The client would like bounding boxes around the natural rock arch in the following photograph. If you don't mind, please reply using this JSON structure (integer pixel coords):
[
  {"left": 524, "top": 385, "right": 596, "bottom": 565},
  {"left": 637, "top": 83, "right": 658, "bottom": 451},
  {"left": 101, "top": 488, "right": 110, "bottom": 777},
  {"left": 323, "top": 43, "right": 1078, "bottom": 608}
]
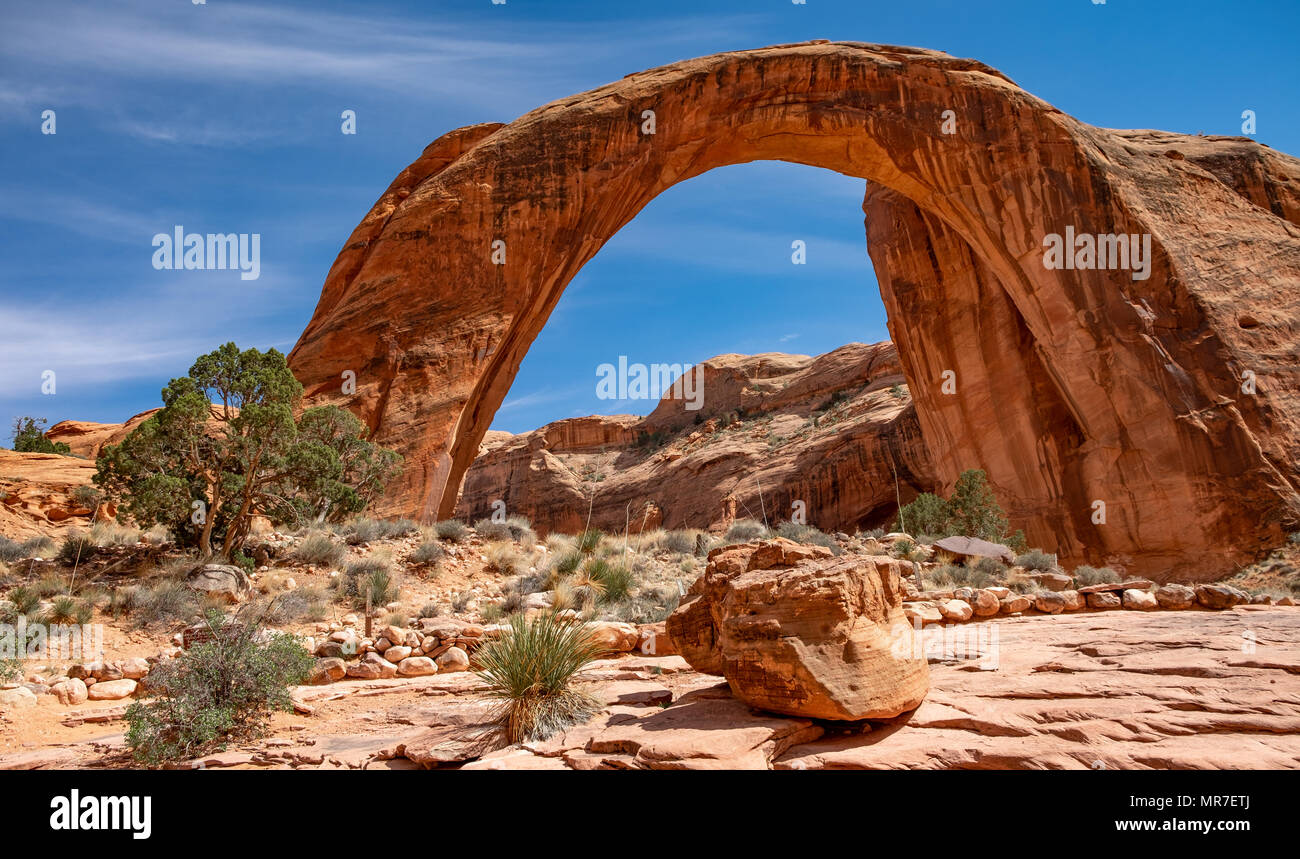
[{"left": 289, "top": 42, "right": 1300, "bottom": 580}]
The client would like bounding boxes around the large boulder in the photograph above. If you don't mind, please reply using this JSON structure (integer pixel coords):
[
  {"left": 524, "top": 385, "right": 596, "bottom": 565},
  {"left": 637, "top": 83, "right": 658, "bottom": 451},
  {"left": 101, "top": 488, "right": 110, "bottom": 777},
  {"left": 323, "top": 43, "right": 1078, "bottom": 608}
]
[
  {"left": 666, "top": 539, "right": 929, "bottom": 721},
  {"left": 186, "top": 564, "right": 252, "bottom": 604},
  {"left": 1155, "top": 584, "right": 1197, "bottom": 610},
  {"left": 931, "top": 536, "right": 1015, "bottom": 565}
]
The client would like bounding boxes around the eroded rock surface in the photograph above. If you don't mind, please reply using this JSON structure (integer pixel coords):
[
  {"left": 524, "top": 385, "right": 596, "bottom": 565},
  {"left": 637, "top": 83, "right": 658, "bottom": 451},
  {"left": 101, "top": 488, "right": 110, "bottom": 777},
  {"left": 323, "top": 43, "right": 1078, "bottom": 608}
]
[{"left": 666, "top": 538, "right": 930, "bottom": 720}]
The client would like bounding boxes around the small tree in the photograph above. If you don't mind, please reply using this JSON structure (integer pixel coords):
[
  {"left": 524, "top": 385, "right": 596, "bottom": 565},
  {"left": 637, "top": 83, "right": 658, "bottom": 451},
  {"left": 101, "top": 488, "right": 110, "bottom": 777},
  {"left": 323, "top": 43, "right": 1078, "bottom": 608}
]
[
  {"left": 10, "top": 417, "right": 70, "bottom": 455},
  {"left": 894, "top": 469, "right": 1022, "bottom": 546},
  {"left": 94, "top": 343, "right": 401, "bottom": 559},
  {"left": 124, "top": 608, "right": 314, "bottom": 766}
]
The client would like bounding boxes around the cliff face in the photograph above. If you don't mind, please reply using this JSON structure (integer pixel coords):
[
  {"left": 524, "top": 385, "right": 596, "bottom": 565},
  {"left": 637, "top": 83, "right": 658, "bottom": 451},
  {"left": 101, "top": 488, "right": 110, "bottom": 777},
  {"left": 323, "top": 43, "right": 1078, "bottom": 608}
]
[
  {"left": 454, "top": 343, "right": 936, "bottom": 537},
  {"left": 285, "top": 41, "right": 1300, "bottom": 579}
]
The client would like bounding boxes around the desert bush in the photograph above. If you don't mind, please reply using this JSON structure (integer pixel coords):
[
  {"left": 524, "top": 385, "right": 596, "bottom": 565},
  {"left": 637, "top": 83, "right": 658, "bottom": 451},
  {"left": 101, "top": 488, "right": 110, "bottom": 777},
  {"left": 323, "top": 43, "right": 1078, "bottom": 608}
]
[
  {"left": 343, "top": 517, "right": 417, "bottom": 545},
  {"left": 33, "top": 571, "right": 67, "bottom": 598},
  {"left": 971, "top": 557, "right": 1007, "bottom": 580},
  {"left": 125, "top": 609, "right": 313, "bottom": 765},
  {"left": 775, "top": 521, "right": 843, "bottom": 556},
  {"left": 106, "top": 586, "right": 140, "bottom": 619},
  {"left": 339, "top": 557, "right": 399, "bottom": 607},
  {"left": 56, "top": 533, "right": 95, "bottom": 566},
  {"left": 1015, "top": 549, "right": 1057, "bottom": 572},
  {"left": 0, "top": 535, "right": 52, "bottom": 562},
  {"left": 474, "top": 518, "right": 511, "bottom": 541},
  {"left": 485, "top": 541, "right": 527, "bottom": 577},
  {"left": 724, "top": 519, "right": 768, "bottom": 543},
  {"left": 71, "top": 485, "right": 103, "bottom": 510},
  {"left": 134, "top": 580, "right": 202, "bottom": 627},
  {"left": 604, "top": 586, "right": 679, "bottom": 625},
  {"left": 434, "top": 520, "right": 470, "bottom": 542},
  {"left": 292, "top": 532, "right": 346, "bottom": 567},
  {"left": 1072, "top": 565, "right": 1118, "bottom": 587},
  {"left": 0, "top": 657, "right": 21, "bottom": 684},
  {"left": 409, "top": 539, "right": 445, "bottom": 566},
  {"left": 655, "top": 530, "right": 694, "bottom": 555},
  {"left": 418, "top": 601, "right": 441, "bottom": 619},
  {"left": 471, "top": 612, "right": 602, "bottom": 744},
  {"left": 451, "top": 591, "right": 473, "bottom": 613},
  {"left": 264, "top": 586, "right": 330, "bottom": 624}
]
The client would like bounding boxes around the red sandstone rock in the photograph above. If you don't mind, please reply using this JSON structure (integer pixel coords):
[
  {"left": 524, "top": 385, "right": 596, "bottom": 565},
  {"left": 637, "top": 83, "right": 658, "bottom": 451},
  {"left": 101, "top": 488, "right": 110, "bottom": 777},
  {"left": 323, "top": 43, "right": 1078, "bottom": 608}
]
[
  {"left": 666, "top": 539, "right": 929, "bottom": 720},
  {"left": 284, "top": 42, "right": 1300, "bottom": 581}
]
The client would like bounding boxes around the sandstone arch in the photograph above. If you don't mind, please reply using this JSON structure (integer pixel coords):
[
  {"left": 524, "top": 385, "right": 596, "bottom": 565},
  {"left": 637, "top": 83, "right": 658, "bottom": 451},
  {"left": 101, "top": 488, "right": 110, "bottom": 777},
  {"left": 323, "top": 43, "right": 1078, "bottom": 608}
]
[{"left": 289, "top": 42, "right": 1300, "bottom": 580}]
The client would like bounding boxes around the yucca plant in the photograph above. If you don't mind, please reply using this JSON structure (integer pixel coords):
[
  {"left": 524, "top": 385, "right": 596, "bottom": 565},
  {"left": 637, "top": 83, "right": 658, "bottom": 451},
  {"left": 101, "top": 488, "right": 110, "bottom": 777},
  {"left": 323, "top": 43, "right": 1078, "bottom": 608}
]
[
  {"left": 8, "top": 586, "right": 40, "bottom": 615},
  {"left": 576, "top": 529, "right": 604, "bottom": 556},
  {"left": 43, "top": 595, "right": 81, "bottom": 625},
  {"left": 472, "top": 612, "right": 603, "bottom": 744}
]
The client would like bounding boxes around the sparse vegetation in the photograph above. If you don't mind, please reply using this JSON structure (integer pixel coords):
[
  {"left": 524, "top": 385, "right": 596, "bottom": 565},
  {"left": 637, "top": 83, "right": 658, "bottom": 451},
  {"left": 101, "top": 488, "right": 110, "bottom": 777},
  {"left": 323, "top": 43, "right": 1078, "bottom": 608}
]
[
  {"left": 1072, "top": 565, "right": 1119, "bottom": 587},
  {"left": 1015, "top": 549, "right": 1058, "bottom": 572},
  {"left": 10, "top": 417, "right": 71, "bottom": 455},
  {"left": 125, "top": 609, "right": 313, "bottom": 765},
  {"left": 775, "top": 521, "right": 842, "bottom": 555},
  {"left": 339, "top": 557, "right": 399, "bottom": 608},
  {"left": 292, "top": 532, "right": 346, "bottom": 567},
  {"left": 56, "top": 532, "right": 94, "bottom": 566},
  {"left": 724, "top": 519, "right": 768, "bottom": 543},
  {"left": 409, "top": 539, "right": 445, "bottom": 566},
  {"left": 94, "top": 343, "right": 401, "bottom": 560},
  {"left": 894, "top": 469, "right": 1025, "bottom": 549},
  {"left": 434, "top": 520, "right": 470, "bottom": 543}
]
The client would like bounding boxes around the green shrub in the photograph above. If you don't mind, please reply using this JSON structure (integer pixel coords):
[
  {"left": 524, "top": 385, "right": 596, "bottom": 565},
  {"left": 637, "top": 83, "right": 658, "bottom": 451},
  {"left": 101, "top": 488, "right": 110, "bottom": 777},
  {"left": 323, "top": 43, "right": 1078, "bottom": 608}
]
[
  {"left": 586, "top": 559, "right": 633, "bottom": 603},
  {"left": 292, "top": 532, "right": 345, "bottom": 567},
  {"left": 8, "top": 585, "right": 40, "bottom": 615},
  {"left": 125, "top": 610, "right": 313, "bottom": 765},
  {"left": 340, "top": 558, "right": 398, "bottom": 607},
  {"left": 576, "top": 529, "right": 604, "bottom": 556},
  {"left": 724, "top": 519, "right": 768, "bottom": 543},
  {"left": 1072, "top": 565, "right": 1118, "bottom": 587},
  {"left": 56, "top": 532, "right": 94, "bottom": 566},
  {"left": 471, "top": 612, "right": 603, "bottom": 744},
  {"left": 10, "top": 417, "right": 71, "bottom": 455},
  {"left": 893, "top": 470, "right": 1020, "bottom": 547},
  {"left": 434, "top": 520, "right": 469, "bottom": 543},
  {"left": 0, "top": 657, "right": 21, "bottom": 684},
  {"left": 1015, "top": 549, "right": 1057, "bottom": 572},
  {"left": 42, "top": 596, "right": 82, "bottom": 625}
]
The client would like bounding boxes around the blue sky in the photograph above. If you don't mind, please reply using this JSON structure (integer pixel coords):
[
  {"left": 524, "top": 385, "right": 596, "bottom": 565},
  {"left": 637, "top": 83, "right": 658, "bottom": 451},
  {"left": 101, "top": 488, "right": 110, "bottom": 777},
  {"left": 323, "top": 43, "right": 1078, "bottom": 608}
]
[{"left": 2, "top": 0, "right": 1297, "bottom": 438}]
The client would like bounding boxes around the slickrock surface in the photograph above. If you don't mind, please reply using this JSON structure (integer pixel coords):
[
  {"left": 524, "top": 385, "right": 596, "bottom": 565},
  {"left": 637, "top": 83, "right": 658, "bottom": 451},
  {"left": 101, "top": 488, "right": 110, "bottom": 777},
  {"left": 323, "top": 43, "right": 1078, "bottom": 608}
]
[
  {"left": 287, "top": 41, "right": 1300, "bottom": 579},
  {"left": 455, "top": 342, "right": 934, "bottom": 535},
  {"left": 0, "top": 450, "right": 100, "bottom": 539}
]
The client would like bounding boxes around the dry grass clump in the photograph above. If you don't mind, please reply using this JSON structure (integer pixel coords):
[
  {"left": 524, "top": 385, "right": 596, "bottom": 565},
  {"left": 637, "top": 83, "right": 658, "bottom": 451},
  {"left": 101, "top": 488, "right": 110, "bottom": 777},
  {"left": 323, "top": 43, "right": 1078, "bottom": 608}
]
[
  {"left": 434, "top": 520, "right": 470, "bottom": 543},
  {"left": 1072, "top": 565, "right": 1118, "bottom": 587},
  {"left": 484, "top": 541, "right": 528, "bottom": 577},
  {"left": 292, "top": 532, "right": 346, "bottom": 567}
]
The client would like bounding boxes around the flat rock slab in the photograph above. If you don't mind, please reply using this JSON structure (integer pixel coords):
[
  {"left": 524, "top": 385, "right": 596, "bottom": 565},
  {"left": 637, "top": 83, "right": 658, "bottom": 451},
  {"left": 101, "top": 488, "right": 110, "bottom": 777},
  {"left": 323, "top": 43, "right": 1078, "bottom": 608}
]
[{"left": 774, "top": 608, "right": 1300, "bottom": 769}]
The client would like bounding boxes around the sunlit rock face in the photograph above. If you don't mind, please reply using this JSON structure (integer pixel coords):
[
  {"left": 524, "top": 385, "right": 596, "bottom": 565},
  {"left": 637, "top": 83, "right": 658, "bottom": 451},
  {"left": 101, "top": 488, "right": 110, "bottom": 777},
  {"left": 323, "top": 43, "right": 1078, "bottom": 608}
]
[{"left": 288, "top": 41, "right": 1300, "bottom": 580}]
